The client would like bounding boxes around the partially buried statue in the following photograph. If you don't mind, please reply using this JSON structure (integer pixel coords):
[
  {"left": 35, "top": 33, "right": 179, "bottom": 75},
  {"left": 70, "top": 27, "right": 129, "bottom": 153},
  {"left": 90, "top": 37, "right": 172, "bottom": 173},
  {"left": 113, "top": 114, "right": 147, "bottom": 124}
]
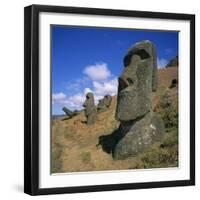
[
  {"left": 62, "top": 107, "right": 79, "bottom": 118},
  {"left": 113, "top": 40, "right": 164, "bottom": 159},
  {"left": 97, "top": 95, "right": 112, "bottom": 113},
  {"left": 83, "top": 92, "right": 97, "bottom": 125}
]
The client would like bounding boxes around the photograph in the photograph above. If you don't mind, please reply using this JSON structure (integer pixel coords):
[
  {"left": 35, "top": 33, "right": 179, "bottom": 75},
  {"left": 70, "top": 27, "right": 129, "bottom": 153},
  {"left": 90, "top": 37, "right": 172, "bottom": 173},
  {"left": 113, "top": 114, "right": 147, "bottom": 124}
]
[
  {"left": 24, "top": 5, "right": 195, "bottom": 195},
  {"left": 51, "top": 26, "right": 179, "bottom": 174}
]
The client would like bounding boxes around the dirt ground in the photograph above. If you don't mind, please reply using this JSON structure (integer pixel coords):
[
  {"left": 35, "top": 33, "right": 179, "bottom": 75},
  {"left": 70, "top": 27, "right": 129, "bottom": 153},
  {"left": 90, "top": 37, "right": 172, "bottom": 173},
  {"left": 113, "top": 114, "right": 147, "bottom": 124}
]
[{"left": 51, "top": 67, "right": 178, "bottom": 173}]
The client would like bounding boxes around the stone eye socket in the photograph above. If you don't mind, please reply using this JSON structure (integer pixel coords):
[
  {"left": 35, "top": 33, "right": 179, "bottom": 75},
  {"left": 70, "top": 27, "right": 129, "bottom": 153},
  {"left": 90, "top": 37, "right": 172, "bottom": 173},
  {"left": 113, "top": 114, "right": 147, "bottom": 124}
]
[{"left": 127, "top": 78, "right": 134, "bottom": 85}]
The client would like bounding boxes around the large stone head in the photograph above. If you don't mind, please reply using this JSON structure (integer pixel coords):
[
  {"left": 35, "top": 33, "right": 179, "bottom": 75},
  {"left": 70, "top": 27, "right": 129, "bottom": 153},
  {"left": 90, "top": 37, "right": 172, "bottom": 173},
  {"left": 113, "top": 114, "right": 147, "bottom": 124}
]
[
  {"left": 116, "top": 40, "right": 158, "bottom": 121},
  {"left": 83, "top": 92, "right": 95, "bottom": 115},
  {"left": 97, "top": 95, "right": 112, "bottom": 112},
  {"left": 104, "top": 95, "right": 112, "bottom": 107}
]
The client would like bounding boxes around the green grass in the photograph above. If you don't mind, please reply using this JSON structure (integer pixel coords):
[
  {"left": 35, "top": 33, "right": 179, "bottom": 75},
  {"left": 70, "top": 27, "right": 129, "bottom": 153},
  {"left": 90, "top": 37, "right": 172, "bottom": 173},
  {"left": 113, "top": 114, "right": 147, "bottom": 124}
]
[
  {"left": 156, "top": 90, "right": 178, "bottom": 132},
  {"left": 140, "top": 89, "right": 179, "bottom": 168}
]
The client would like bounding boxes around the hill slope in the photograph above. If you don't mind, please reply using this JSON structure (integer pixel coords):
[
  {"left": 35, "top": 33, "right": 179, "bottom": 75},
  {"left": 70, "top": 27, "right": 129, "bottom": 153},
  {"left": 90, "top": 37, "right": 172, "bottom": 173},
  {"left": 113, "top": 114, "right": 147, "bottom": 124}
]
[{"left": 52, "top": 67, "right": 178, "bottom": 173}]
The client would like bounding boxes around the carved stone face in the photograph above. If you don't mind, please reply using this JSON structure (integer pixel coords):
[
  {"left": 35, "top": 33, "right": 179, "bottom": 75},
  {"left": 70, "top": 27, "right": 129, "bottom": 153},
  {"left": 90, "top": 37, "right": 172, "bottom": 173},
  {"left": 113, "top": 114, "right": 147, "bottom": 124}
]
[
  {"left": 83, "top": 92, "right": 96, "bottom": 116},
  {"left": 83, "top": 92, "right": 94, "bottom": 108},
  {"left": 97, "top": 95, "right": 112, "bottom": 113},
  {"left": 116, "top": 41, "right": 157, "bottom": 121},
  {"left": 104, "top": 95, "right": 112, "bottom": 107},
  {"left": 83, "top": 92, "right": 97, "bottom": 124}
]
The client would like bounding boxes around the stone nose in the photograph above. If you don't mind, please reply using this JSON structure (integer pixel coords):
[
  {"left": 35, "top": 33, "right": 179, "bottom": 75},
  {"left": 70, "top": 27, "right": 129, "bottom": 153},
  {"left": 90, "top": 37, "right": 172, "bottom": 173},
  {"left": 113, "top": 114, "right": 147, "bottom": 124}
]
[
  {"left": 119, "top": 76, "right": 135, "bottom": 90},
  {"left": 119, "top": 77, "right": 128, "bottom": 91}
]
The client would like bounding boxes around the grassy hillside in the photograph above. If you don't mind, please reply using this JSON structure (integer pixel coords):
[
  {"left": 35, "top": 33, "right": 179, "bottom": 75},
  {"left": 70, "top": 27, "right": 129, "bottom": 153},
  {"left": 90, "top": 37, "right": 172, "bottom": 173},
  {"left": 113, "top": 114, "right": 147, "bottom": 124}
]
[{"left": 51, "top": 67, "right": 178, "bottom": 173}]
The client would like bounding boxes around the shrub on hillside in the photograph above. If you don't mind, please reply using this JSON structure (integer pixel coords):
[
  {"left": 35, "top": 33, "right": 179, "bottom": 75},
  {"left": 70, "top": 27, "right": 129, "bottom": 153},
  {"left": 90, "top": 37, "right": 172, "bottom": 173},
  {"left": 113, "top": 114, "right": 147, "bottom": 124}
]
[
  {"left": 156, "top": 90, "right": 178, "bottom": 132},
  {"left": 141, "top": 89, "right": 179, "bottom": 168}
]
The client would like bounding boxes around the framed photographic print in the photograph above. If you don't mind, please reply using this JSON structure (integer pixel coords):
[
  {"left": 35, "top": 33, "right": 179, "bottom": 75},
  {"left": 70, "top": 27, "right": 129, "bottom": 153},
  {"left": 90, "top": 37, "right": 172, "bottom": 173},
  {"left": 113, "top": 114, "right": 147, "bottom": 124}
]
[{"left": 24, "top": 4, "right": 195, "bottom": 195}]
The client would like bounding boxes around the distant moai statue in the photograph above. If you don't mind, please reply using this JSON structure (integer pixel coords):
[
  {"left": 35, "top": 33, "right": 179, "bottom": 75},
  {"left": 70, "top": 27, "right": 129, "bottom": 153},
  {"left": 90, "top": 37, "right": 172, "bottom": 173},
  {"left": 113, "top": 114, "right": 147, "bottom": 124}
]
[
  {"left": 104, "top": 95, "right": 112, "bottom": 108},
  {"left": 62, "top": 107, "right": 74, "bottom": 118},
  {"left": 83, "top": 92, "right": 97, "bottom": 125},
  {"left": 97, "top": 95, "right": 112, "bottom": 113},
  {"left": 62, "top": 107, "right": 79, "bottom": 118},
  {"left": 113, "top": 40, "right": 164, "bottom": 159}
]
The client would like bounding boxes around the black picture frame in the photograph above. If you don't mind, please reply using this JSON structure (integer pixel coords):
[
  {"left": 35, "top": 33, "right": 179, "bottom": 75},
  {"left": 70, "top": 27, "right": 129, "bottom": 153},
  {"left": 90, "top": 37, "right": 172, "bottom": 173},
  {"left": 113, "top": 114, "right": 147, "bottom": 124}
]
[{"left": 24, "top": 4, "right": 195, "bottom": 196}]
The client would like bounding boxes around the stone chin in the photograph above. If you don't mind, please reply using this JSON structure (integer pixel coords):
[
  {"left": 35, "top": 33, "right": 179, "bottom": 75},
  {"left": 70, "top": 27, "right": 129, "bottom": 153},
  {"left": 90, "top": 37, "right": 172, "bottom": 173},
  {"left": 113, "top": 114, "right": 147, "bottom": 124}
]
[{"left": 116, "top": 90, "right": 150, "bottom": 121}]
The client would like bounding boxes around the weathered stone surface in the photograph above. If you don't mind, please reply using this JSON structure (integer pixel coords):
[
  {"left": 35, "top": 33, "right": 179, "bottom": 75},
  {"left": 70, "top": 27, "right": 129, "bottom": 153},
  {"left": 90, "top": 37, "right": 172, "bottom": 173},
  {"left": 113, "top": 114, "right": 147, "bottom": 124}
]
[
  {"left": 113, "top": 112, "right": 164, "bottom": 159},
  {"left": 83, "top": 92, "right": 97, "bottom": 125},
  {"left": 97, "top": 95, "right": 112, "bottom": 113},
  {"left": 112, "top": 40, "right": 164, "bottom": 159},
  {"left": 62, "top": 107, "right": 80, "bottom": 120},
  {"left": 104, "top": 95, "right": 112, "bottom": 107},
  {"left": 116, "top": 41, "right": 157, "bottom": 121},
  {"left": 63, "top": 107, "right": 75, "bottom": 118}
]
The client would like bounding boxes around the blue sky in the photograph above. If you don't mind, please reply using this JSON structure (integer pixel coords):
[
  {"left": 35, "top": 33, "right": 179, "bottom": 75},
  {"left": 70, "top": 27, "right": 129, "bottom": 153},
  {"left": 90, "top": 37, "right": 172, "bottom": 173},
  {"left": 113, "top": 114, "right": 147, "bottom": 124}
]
[{"left": 52, "top": 26, "right": 178, "bottom": 115}]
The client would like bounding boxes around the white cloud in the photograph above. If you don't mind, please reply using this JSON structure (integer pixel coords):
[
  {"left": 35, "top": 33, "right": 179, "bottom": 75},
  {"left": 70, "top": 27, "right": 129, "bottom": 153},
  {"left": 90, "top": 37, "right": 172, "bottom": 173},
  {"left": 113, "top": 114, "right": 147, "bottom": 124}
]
[
  {"left": 84, "top": 87, "right": 93, "bottom": 95},
  {"left": 157, "top": 58, "right": 168, "bottom": 69},
  {"left": 52, "top": 92, "right": 66, "bottom": 104},
  {"left": 93, "top": 78, "right": 118, "bottom": 96},
  {"left": 67, "top": 93, "right": 85, "bottom": 108},
  {"left": 52, "top": 77, "right": 118, "bottom": 111},
  {"left": 52, "top": 92, "right": 85, "bottom": 110},
  {"left": 66, "top": 77, "right": 89, "bottom": 91},
  {"left": 83, "top": 63, "right": 111, "bottom": 81},
  {"left": 65, "top": 78, "right": 118, "bottom": 109},
  {"left": 53, "top": 63, "right": 119, "bottom": 113}
]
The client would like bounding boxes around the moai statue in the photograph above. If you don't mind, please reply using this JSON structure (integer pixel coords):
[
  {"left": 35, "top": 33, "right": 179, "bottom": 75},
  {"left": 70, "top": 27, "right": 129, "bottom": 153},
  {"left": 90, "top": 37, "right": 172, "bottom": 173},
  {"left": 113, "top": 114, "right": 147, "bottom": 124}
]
[
  {"left": 83, "top": 92, "right": 97, "bottom": 125},
  {"left": 62, "top": 107, "right": 74, "bottom": 118},
  {"left": 62, "top": 107, "right": 79, "bottom": 118},
  {"left": 104, "top": 95, "right": 112, "bottom": 108},
  {"left": 113, "top": 40, "right": 164, "bottom": 159},
  {"left": 97, "top": 95, "right": 112, "bottom": 113}
]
